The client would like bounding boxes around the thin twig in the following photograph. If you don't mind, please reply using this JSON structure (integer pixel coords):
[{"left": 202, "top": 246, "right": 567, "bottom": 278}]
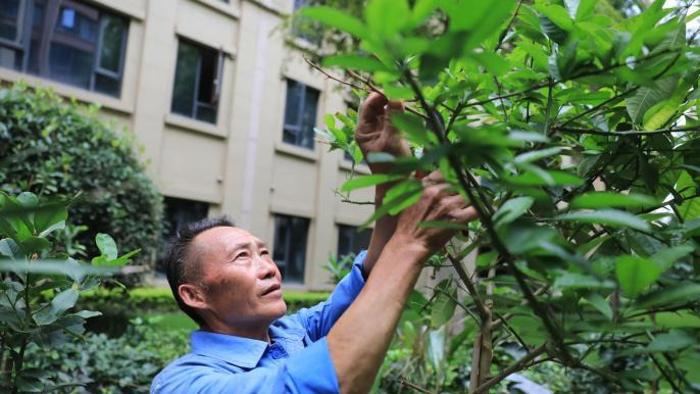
[
  {"left": 399, "top": 378, "right": 436, "bottom": 394},
  {"left": 554, "top": 125, "right": 700, "bottom": 136},
  {"left": 472, "top": 343, "right": 548, "bottom": 394}
]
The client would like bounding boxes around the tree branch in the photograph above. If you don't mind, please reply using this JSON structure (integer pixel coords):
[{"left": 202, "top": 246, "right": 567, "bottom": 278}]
[{"left": 472, "top": 343, "right": 548, "bottom": 394}]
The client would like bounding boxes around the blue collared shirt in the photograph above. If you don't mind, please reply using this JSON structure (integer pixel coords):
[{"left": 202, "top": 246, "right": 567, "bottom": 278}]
[{"left": 151, "top": 251, "right": 367, "bottom": 394}]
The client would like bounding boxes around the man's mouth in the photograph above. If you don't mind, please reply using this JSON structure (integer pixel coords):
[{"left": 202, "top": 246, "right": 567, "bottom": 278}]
[{"left": 261, "top": 283, "right": 281, "bottom": 297}]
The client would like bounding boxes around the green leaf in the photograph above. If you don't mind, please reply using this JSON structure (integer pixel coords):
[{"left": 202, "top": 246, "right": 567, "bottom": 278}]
[
  {"left": 475, "top": 251, "right": 497, "bottom": 268},
  {"left": 365, "top": 0, "right": 411, "bottom": 37},
  {"left": 95, "top": 233, "right": 118, "bottom": 260},
  {"left": 506, "top": 169, "right": 584, "bottom": 186},
  {"left": 340, "top": 174, "right": 404, "bottom": 192},
  {"left": 0, "top": 260, "right": 117, "bottom": 280},
  {"left": 554, "top": 272, "right": 615, "bottom": 290},
  {"left": 322, "top": 55, "right": 390, "bottom": 72},
  {"left": 616, "top": 255, "right": 663, "bottom": 297},
  {"left": 384, "top": 180, "right": 423, "bottom": 215},
  {"left": 558, "top": 210, "right": 651, "bottom": 232},
  {"left": 570, "top": 192, "right": 657, "bottom": 209},
  {"left": 646, "top": 330, "right": 695, "bottom": 352},
  {"left": 513, "top": 147, "right": 563, "bottom": 164},
  {"left": 493, "top": 197, "right": 534, "bottom": 228},
  {"left": 430, "top": 288, "right": 456, "bottom": 328},
  {"left": 585, "top": 294, "right": 613, "bottom": 321},
  {"left": 33, "top": 201, "right": 68, "bottom": 236},
  {"left": 535, "top": 3, "right": 575, "bottom": 31},
  {"left": 0, "top": 238, "right": 20, "bottom": 259},
  {"left": 390, "top": 112, "right": 435, "bottom": 146},
  {"left": 33, "top": 288, "right": 79, "bottom": 326},
  {"left": 301, "top": 6, "right": 369, "bottom": 40},
  {"left": 626, "top": 77, "right": 678, "bottom": 124},
  {"left": 650, "top": 245, "right": 694, "bottom": 271},
  {"left": 16, "top": 192, "right": 39, "bottom": 208},
  {"left": 638, "top": 283, "right": 700, "bottom": 308}
]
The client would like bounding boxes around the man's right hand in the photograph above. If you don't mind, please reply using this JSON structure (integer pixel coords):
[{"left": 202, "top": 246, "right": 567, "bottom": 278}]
[{"left": 393, "top": 170, "right": 478, "bottom": 257}]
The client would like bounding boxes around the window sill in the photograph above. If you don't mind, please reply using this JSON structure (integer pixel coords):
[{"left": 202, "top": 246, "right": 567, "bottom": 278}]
[
  {"left": 274, "top": 141, "right": 319, "bottom": 162},
  {"left": 164, "top": 113, "right": 227, "bottom": 138},
  {"left": 193, "top": 0, "right": 241, "bottom": 19},
  {"left": 0, "top": 69, "right": 134, "bottom": 114},
  {"left": 339, "top": 159, "right": 371, "bottom": 175}
]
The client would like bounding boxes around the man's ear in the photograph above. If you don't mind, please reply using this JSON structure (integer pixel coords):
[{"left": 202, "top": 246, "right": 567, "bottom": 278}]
[{"left": 179, "top": 283, "right": 208, "bottom": 310}]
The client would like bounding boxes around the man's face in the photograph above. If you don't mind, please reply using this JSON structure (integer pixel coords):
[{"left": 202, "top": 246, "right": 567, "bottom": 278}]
[{"left": 192, "top": 226, "right": 287, "bottom": 329}]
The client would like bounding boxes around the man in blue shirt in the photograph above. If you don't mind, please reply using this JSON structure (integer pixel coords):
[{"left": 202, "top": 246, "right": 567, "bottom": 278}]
[{"left": 151, "top": 93, "right": 478, "bottom": 393}]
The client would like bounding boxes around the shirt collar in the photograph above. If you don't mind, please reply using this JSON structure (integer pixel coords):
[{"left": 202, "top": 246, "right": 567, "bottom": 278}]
[
  {"left": 190, "top": 321, "right": 307, "bottom": 369},
  {"left": 191, "top": 330, "right": 268, "bottom": 369}
]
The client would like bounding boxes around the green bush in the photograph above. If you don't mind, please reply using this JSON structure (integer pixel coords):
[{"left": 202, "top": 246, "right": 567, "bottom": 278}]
[
  {"left": 26, "top": 319, "right": 189, "bottom": 393},
  {"left": 0, "top": 83, "right": 163, "bottom": 268},
  {"left": 0, "top": 191, "right": 135, "bottom": 392}
]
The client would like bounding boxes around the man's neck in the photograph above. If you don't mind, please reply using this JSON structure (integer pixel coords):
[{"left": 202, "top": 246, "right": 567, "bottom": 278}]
[{"left": 202, "top": 321, "right": 272, "bottom": 343}]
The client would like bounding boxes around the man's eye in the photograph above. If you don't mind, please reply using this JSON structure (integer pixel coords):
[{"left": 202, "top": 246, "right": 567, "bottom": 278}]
[
  {"left": 260, "top": 249, "right": 269, "bottom": 256},
  {"left": 235, "top": 252, "right": 250, "bottom": 260}
]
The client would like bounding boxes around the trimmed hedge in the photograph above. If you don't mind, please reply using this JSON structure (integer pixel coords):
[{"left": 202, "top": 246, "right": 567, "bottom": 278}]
[{"left": 80, "top": 287, "right": 331, "bottom": 335}]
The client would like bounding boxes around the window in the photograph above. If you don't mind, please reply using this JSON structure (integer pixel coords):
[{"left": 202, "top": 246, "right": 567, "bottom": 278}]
[
  {"left": 291, "top": 0, "right": 322, "bottom": 45},
  {"left": 157, "top": 197, "right": 210, "bottom": 272},
  {"left": 171, "top": 38, "right": 223, "bottom": 124},
  {"left": 282, "top": 79, "right": 319, "bottom": 150},
  {"left": 273, "top": 214, "right": 310, "bottom": 283},
  {"left": 337, "top": 225, "right": 371, "bottom": 259},
  {"left": 0, "top": 0, "right": 129, "bottom": 97}
]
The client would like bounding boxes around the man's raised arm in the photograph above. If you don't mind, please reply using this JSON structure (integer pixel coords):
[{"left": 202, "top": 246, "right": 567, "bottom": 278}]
[{"left": 328, "top": 170, "right": 478, "bottom": 394}]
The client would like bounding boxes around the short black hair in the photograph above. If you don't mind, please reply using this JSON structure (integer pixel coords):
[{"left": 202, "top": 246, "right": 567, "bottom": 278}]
[{"left": 163, "top": 216, "right": 235, "bottom": 326}]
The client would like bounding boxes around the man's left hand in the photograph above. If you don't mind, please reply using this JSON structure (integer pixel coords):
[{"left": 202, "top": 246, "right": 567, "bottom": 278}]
[{"left": 355, "top": 92, "right": 411, "bottom": 174}]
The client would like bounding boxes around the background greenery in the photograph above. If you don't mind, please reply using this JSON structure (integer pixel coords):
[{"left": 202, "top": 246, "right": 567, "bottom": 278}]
[
  {"left": 302, "top": 0, "right": 700, "bottom": 392},
  {"left": 0, "top": 83, "right": 163, "bottom": 268}
]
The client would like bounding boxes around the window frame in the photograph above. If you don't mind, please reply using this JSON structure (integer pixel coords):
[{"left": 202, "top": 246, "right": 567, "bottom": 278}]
[
  {"left": 282, "top": 79, "right": 320, "bottom": 150},
  {"left": 272, "top": 213, "right": 310, "bottom": 284},
  {"left": 171, "top": 36, "right": 224, "bottom": 124},
  {"left": 0, "top": 0, "right": 129, "bottom": 97}
]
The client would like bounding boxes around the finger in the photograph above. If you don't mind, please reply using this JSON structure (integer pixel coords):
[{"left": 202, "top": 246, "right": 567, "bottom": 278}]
[
  {"left": 383, "top": 100, "right": 405, "bottom": 134},
  {"left": 442, "top": 194, "right": 469, "bottom": 209},
  {"left": 422, "top": 170, "right": 445, "bottom": 186},
  {"left": 358, "top": 93, "right": 388, "bottom": 128},
  {"left": 449, "top": 206, "right": 479, "bottom": 223}
]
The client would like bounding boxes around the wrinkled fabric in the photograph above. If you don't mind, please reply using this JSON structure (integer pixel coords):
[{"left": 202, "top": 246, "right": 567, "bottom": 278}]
[{"left": 151, "top": 251, "right": 367, "bottom": 394}]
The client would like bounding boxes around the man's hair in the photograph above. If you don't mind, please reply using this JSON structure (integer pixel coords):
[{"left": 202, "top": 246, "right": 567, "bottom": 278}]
[{"left": 163, "top": 216, "right": 235, "bottom": 325}]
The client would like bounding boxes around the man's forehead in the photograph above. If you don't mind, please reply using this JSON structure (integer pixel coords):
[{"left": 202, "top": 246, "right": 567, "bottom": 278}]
[{"left": 194, "top": 226, "right": 264, "bottom": 252}]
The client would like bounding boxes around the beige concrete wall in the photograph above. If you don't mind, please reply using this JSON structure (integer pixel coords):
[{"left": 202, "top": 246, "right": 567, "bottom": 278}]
[{"left": 0, "top": 0, "right": 381, "bottom": 290}]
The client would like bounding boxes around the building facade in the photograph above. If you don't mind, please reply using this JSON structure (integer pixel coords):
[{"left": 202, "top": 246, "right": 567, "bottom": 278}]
[{"left": 0, "top": 0, "right": 376, "bottom": 290}]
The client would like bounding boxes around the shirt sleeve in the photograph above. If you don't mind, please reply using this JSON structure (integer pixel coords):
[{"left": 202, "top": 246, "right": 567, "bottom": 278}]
[
  {"left": 151, "top": 337, "right": 339, "bottom": 394},
  {"left": 292, "top": 251, "right": 367, "bottom": 341}
]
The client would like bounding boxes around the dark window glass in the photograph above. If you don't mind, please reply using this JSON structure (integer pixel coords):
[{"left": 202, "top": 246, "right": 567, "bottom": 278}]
[
  {"left": 282, "top": 79, "right": 319, "bottom": 150},
  {"left": 156, "top": 197, "right": 210, "bottom": 272},
  {"left": 98, "top": 14, "right": 126, "bottom": 73},
  {"left": 337, "top": 225, "right": 371, "bottom": 259},
  {"left": 171, "top": 39, "right": 222, "bottom": 124},
  {"left": 273, "top": 214, "right": 310, "bottom": 284},
  {"left": 0, "top": 0, "right": 21, "bottom": 42},
  {"left": 0, "top": 0, "right": 128, "bottom": 97}
]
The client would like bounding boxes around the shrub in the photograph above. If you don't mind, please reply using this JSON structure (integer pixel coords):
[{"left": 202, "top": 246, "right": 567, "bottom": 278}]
[
  {"left": 304, "top": 0, "right": 700, "bottom": 391},
  {"left": 26, "top": 319, "right": 189, "bottom": 393},
  {"left": 0, "top": 83, "right": 163, "bottom": 268},
  {"left": 0, "top": 191, "right": 134, "bottom": 392}
]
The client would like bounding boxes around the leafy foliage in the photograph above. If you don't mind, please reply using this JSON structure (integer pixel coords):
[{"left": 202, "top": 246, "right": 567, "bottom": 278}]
[
  {"left": 304, "top": 0, "right": 700, "bottom": 391},
  {"left": 25, "top": 318, "right": 189, "bottom": 394},
  {"left": 0, "top": 83, "right": 163, "bottom": 268},
  {"left": 0, "top": 191, "right": 135, "bottom": 392}
]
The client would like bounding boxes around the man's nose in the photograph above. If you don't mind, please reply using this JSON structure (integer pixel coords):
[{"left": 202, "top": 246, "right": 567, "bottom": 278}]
[{"left": 255, "top": 255, "right": 276, "bottom": 279}]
